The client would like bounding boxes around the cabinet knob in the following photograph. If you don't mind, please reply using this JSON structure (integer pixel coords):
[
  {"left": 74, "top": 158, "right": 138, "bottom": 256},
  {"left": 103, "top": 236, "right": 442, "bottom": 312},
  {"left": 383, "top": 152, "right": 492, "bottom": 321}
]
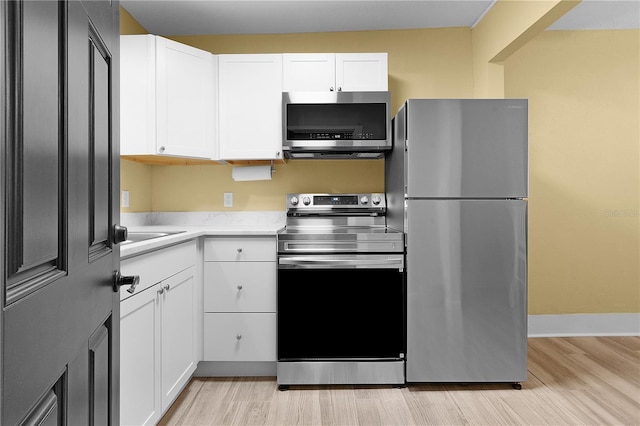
[
  {"left": 237, "top": 285, "right": 243, "bottom": 290},
  {"left": 158, "top": 146, "right": 166, "bottom": 153},
  {"left": 337, "top": 87, "right": 342, "bottom": 92},
  {"left": 237, "top": 248, "right": 243, "bottom": 253},
  {"left": 329, "top": 86, "right": 334, "bottom": 91},
  {"left": 236, "top": 334, "right": 242, "bottom": 340},
  {"left": 164, "top": 284, "right": 171, "bottom": 291},
  {"left": 158, "top": 287, "right": 164, "bottom": 295}
]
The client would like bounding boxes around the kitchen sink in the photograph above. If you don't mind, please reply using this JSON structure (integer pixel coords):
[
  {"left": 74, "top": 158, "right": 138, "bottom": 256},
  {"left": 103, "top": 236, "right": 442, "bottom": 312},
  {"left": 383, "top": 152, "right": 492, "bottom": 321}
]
[{"left": 122, "top": 230, "right": 186, "bottom": 245}]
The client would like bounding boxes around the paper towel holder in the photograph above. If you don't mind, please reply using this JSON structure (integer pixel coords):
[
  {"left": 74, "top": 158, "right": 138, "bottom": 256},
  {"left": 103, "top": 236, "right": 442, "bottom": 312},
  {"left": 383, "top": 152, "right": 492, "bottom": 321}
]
[{"left": 231, "top": 161, "right": 276, "bottom": 182}]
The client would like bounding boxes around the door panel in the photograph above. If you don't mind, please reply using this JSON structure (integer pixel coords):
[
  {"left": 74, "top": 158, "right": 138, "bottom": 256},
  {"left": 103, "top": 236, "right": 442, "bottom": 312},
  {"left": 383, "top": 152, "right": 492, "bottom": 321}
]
[
  {"left": 89, "top": 324, "right": 111, "bottom": 426},
  {"left": 1, "top": 1, "right": 120, "bottom": 424},
  {"left": 89, "top": 25, "right": 112, "bottom": 259},
  {"left": 4, "top": 0, "right": 64, "bottom": 306},
  {"left": 406, "top": 199, "right": 528, "bottom": 382}
]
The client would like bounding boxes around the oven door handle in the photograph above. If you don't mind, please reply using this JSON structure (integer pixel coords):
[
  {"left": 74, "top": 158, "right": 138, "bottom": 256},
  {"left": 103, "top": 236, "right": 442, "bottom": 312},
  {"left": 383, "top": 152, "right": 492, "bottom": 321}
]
[{"left": 278, "top": 256, "right": 404, "bottom": 269}]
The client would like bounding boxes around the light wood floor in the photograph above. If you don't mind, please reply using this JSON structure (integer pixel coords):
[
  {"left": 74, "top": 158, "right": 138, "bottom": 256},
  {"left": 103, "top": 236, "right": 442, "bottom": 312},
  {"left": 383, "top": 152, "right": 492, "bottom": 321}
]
[{"left": 158, "top": 337, "right": 640, "bottom": 425}]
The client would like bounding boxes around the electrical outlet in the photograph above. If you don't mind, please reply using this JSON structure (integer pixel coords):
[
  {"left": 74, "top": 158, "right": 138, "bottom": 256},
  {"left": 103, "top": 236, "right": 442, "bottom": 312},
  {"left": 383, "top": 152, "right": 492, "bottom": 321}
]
[
  {"left": 121, "top": 190, "right": 129, "bottom": 208},
  {"left": 223, "top": 192, "right": 233, "bottom": 208}
]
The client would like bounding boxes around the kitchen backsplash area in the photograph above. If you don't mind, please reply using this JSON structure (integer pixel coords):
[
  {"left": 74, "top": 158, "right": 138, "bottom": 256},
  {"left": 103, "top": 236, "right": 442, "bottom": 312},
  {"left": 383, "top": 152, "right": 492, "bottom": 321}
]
[
  {"left": 120, "top": 158, "right": 385, "bottom": 213},
  {"left": 121, "top": 210, "right": 286, "bottom": 228}
]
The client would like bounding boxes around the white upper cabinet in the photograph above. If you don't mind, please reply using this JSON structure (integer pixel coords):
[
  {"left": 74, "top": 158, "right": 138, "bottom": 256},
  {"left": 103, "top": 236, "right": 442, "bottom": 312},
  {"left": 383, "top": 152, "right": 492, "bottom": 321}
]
[
  {"left": 120, "top": 35, "right": 217, "bottom": 159},
  {"left": 335, "top": 53, "right": 388, "bottom": 91},
  {"left": 282, "top": 53, "right": 336, "bottom": 91},
  {"left": 218, "top": 54, "right": 284, "bottom": 160},
  {"left": 283, "top": 53, "right": 388, "bottom": 92}
]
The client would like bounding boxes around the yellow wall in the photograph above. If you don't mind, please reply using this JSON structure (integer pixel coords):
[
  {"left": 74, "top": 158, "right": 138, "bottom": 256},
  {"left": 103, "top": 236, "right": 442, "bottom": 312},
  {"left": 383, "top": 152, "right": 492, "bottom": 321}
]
[
  {"left": 471, "top": 0, "right": 579, "bottom": 97},
  {"left": 150, "top": 160, "right": 383, "bottom": 211},
  {"left": 505, "top": 29, "right": 640, "bottom": 314},
  {"left": 120, "top": 7, "right": 640, "bottom": 315}
]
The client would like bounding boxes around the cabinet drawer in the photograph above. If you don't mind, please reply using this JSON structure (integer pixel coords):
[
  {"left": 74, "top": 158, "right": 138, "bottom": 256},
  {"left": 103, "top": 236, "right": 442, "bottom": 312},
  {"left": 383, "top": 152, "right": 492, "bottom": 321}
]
[
  {"left": 120, "top": 240, "right": 196, "bottom": 301},
  {"left": 204, "top": 262, "right": 275, "bottom": 313},
  {"left": 203, "top": 313, "right": 276, "bottom": 361},
  {"left": 204, "top": 237, "right": 275, "bottom": 262}
]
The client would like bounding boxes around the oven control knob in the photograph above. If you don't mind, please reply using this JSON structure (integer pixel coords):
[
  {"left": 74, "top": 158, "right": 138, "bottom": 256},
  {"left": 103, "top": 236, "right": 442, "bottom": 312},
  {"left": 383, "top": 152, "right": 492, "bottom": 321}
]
[
  {"left": 360, "top": 196, "right": 369, "bottom": 205},
  {"left": 302, "top": 196, "right": 311, "bottom": 206},
  {"left": 290, "top": 196, "right": 299, "bottom": 206},
  {"left": 372, "top": 195, "right": 382, "bottom": 205}
]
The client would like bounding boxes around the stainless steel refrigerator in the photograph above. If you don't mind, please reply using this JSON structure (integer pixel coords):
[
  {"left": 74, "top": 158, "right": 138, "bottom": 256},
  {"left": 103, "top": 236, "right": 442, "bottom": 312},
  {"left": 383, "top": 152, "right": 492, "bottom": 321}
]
[{"left": 385, "top": 99, "right": 528, "bottom": 384}]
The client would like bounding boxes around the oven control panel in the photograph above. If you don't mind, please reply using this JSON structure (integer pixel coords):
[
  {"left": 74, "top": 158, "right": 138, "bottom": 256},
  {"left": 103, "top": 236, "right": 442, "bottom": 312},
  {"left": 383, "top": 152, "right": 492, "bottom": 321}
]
[{"left": 287, "top": 193, "right": 386, "bottom": 211}]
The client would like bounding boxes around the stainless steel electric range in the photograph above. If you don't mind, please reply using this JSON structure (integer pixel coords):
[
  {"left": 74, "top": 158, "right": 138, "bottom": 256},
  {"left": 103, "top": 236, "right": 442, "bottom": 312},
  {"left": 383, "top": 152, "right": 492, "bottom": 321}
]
[{"left": 276, "top": 193, "right": 405, "bottom": 389}]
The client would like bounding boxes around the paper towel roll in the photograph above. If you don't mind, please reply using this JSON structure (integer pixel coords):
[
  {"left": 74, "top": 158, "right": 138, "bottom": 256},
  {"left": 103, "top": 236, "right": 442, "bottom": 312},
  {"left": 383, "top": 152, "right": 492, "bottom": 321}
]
[{"left": 231, "top": 165, "right": 272, "bottom": 181}]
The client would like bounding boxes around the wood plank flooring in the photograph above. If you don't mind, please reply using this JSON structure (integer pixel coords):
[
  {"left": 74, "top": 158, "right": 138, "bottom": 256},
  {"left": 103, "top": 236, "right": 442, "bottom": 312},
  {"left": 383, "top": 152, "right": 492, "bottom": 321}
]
[{"left": 158, "top": 337, "right": 640, "bottom": 425}]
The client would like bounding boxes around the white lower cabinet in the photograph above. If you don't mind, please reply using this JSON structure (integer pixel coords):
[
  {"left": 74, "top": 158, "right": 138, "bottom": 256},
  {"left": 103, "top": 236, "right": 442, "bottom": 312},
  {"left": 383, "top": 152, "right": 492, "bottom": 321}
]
[
  {"left": 160, "top": 268, "right": 196, "bottom": 409},
  {"left": 120, "top": 241, "right": 198, "bottom": 426},
  {"left": 203, "top": 237, "right": 277, "bottom": 366},
  {"left": 120, "top": 282, "right": 160, "bottom": 426},
  {"left": 203, "top": 313, "right": 276, "bottom": 361}
]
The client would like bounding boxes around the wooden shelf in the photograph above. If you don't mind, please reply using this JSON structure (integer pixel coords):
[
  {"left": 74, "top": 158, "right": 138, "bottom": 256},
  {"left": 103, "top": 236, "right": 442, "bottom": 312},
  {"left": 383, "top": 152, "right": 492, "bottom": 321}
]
[{"left": 121, "top": 155, "right": 286, "bottom": 166}]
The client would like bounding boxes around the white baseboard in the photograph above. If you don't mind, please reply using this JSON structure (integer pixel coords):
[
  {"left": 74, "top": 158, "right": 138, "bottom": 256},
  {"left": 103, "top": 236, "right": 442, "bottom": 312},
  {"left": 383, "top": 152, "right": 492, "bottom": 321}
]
[{"left": 528, "top": 313, "right": 640, "bottom": 337}]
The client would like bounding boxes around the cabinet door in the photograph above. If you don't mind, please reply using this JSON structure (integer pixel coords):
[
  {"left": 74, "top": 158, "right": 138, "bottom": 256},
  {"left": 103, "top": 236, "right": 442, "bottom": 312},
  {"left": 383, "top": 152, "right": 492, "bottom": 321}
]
[
  {"left": 218, "top": 54, "right": 283, "bottom": 160},
  {"left": 156, "top": 37, "right": 216, "bottom": 159},
  {"left": 204, "top": 261, "right": 276, "bottom": 312},
  {"left": 335, "top": 53, "right": 388, "bottom": 91},
  {"left": 204, "top": 237, "right": 276, "bottom": 262},
  {"left": 204, "top": 313, "right": 276, "bottom": 361},
  {"left": 282, "top": 53, "right": 336, "bottom": 91},
  {"left": 120, "top": 285, "right": 161, "bottom": 426},
  {"left": 120, "top": 35, "right": 157, "bottom": 155},
  {"left": 160, "top": 267, "right": 197, "bottom": 410}
]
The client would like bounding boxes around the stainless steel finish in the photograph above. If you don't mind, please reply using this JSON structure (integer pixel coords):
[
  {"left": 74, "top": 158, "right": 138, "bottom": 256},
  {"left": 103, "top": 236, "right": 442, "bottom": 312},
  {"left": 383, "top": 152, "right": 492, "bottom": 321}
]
[
  {"left": 164, "top": 284, "right": 170, "bottom": 291},
  {"left": 158, "top": 288, "right": 164, "bottom": 295},
  {"left": 278, "top": 193, "right": 404, "bottom": 254},
  {"left": 278, "top": 254, "right": 404, "bottom": 269},
  {"left": 386, "top": 99, "right": 528, "bottom": 384},
  {"left": 404, "top": 99, "right": 528, "bottom": 199},
  {"left": 405, "top": 199, "right": 528, "bottom": 382},
  {"left": 285, "top": 192, "right": 387, "bottom": 212},
  {"left": 277, "top": 192, "right": 406, "bottom": 386},
  {"left": 236, "top": 334, "right": 242, "bottom": 340},
  {"left": 277, "top": 361, "right": 405, "bottom": 385},
  {"left": 282, "top": 91, "right": 391, "bottom": 159},
  {"left": 279, "top": 239, "right": 403, "bottom": 253},
  {"left": 284, "top": 216, "right": 386, "bottom": 228}
]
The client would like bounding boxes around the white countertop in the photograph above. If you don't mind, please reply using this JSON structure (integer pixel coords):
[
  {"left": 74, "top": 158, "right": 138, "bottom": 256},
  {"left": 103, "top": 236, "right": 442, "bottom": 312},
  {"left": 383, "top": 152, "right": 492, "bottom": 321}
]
[{"left": 120, "top": 224, "right": 283, "bottom": 259}]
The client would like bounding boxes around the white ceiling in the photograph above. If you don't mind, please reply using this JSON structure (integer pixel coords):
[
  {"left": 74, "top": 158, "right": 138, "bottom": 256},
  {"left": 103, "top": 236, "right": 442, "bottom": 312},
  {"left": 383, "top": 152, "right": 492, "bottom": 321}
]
[{"left": 120, "top": 0, "right": 640, "bottom": 36}]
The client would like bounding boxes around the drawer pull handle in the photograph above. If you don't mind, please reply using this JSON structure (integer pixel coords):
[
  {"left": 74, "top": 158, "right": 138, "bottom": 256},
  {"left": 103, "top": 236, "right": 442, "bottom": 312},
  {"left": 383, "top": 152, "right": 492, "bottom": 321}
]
[
  {"left": 236, "top": 334, "right": 242, "bottom": 340},
  {"left": 237, "top": 248, "right": 243, "bottom": 253},
  {"left": 237, "top": 285, "right": 243, "bottom": 290}
]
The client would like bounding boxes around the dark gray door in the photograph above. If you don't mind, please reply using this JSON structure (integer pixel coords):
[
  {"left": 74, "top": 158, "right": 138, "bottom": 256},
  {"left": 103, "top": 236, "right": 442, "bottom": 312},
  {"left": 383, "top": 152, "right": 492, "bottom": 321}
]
[{"left": 1, "top": 1, "right": 121, "bottom": 424}]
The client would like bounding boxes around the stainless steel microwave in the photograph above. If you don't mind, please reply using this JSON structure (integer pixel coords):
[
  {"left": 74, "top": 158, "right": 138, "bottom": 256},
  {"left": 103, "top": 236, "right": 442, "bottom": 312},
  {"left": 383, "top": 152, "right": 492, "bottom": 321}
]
[{"left": 282, "top": 91, "right": 391, "bottom": 159}]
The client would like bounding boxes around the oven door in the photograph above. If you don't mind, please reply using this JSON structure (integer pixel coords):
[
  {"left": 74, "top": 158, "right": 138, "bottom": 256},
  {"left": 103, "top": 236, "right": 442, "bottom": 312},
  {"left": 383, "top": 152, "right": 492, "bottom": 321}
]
[{"left": 277, "top": 254, "right": 405, "bottom": 384}]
